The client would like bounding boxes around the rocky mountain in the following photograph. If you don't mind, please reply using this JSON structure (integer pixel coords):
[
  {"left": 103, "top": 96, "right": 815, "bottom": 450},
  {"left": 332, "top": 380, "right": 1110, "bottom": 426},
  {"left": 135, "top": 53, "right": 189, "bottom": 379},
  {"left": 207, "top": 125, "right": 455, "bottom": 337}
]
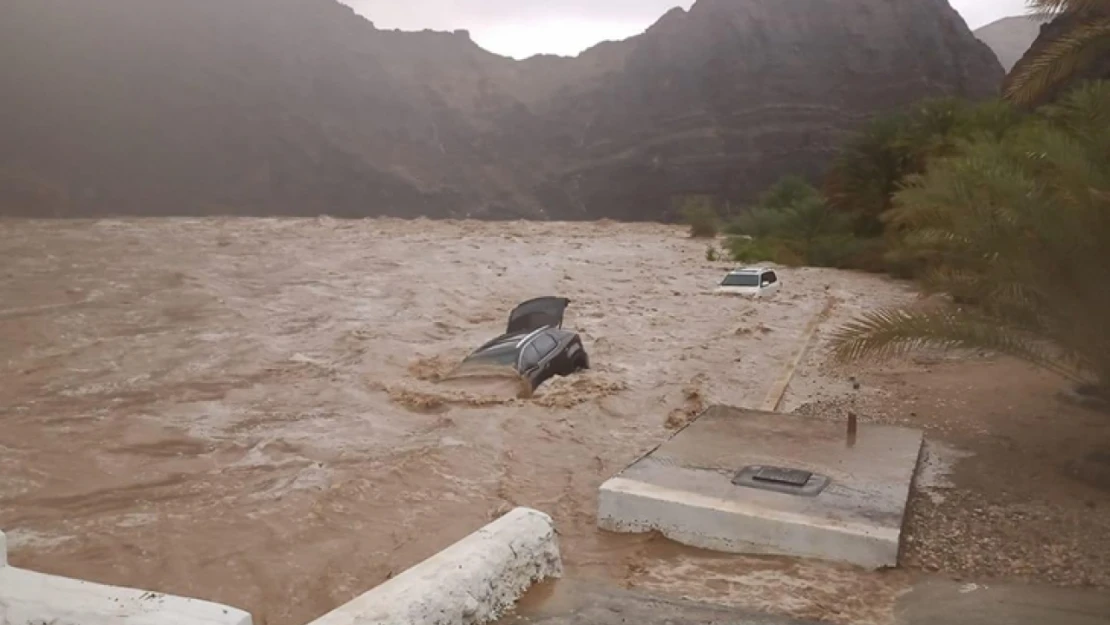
[
  {"left": 974, "top": 15, "right": 1047, "bottom": 71},
  {"left": 0, "top": 0, "right": 1003, "bottom": 220}
]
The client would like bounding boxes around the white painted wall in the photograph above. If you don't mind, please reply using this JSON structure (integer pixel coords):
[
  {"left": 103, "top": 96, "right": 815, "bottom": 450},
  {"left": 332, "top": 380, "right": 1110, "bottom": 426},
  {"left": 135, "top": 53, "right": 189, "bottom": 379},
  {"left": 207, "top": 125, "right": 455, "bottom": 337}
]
[
  {"left": 0, "top": 529, "right": 252, "bottom": 625},
  {"left": 1, "top": 506, "right": 560, "bottom": 625},
  {"left": 306, "top": 507, "right": 562, "bottom": 625}
]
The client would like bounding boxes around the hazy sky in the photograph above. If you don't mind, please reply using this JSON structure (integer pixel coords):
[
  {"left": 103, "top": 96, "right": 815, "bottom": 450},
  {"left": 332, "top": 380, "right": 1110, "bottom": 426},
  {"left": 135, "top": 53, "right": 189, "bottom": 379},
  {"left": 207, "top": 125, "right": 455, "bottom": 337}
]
[{"left": 347, "top": 0, "right": 1032, "bottom": 59}]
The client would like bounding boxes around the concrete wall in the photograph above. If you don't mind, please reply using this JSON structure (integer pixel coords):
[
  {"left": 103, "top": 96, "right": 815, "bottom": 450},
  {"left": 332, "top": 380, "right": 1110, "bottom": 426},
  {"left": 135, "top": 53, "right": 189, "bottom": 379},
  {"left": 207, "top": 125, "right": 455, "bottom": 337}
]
[
  {"left": 2, "top": 507, "right": 560, "bottom": 625},
  {"left": 306, "top": 507, "right": 563, "bottom": 625},
  {"left": 0, "top": 529, "right": 253, "bottom": 625}
]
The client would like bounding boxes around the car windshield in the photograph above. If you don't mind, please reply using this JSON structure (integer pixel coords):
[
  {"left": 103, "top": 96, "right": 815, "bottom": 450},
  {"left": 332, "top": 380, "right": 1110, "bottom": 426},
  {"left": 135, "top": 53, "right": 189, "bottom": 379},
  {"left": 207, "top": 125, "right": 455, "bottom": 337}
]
[
  {"left": 465, "top": 346, "right": 519, "bottom": 367},
  {"left": 721, "top": 273, "right": 761, "bottom": 287}
]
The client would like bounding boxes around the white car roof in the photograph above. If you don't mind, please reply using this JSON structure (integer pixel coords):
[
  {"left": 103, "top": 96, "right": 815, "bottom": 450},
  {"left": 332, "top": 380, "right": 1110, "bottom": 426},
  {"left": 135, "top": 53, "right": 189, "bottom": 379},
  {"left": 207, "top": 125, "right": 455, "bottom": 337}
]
[{"left": 728, "top": 267, "right": 770, "bottom": 275}]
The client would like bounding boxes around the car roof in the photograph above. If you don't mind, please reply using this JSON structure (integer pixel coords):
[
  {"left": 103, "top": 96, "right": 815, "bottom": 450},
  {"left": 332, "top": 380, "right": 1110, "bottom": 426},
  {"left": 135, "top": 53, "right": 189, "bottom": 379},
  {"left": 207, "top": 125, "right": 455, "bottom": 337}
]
[
  {"left": 474, "top": 328, "right": 547, "bottom": 354},
  {"left": 728, "top": 267, "right": 771, "bottom": 274}
]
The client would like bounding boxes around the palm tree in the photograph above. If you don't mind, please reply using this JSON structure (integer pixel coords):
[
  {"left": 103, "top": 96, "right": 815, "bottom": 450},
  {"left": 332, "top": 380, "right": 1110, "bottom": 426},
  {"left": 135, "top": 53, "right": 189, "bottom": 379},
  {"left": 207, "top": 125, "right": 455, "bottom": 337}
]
[
  {"left": 823, "top": 99, "right": 1022, "bottom": 239},
  {"left": 823, "top": 111, "right": 916, "bottom": 238},
  {"left": 830, "top": 81, "right": 1110, "bottom": 398},
  {"left": 1004, "top": 0, "right": 1110, "bottom": 105}
]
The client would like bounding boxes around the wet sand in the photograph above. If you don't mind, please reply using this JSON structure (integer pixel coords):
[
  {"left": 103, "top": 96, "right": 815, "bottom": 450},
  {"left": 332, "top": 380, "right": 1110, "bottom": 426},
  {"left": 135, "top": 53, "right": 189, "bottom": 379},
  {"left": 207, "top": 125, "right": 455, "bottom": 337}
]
[{"left": 0, "top": 218, "right": 915, "bottom": 625}]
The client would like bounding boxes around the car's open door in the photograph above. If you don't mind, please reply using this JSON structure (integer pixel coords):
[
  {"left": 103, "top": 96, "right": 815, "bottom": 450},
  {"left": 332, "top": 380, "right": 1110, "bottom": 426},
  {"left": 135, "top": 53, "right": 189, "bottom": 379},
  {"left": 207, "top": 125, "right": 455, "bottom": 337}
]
[{"left": 506, "top": 297, "right": 570, "bottom": 334}]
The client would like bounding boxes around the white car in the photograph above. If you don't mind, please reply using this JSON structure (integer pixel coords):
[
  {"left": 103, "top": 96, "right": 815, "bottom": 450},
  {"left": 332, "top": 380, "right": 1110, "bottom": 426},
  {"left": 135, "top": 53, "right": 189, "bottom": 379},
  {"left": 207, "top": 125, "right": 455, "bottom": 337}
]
[{"left": 715, "top": 267, "right": 781, "bottom": 297}]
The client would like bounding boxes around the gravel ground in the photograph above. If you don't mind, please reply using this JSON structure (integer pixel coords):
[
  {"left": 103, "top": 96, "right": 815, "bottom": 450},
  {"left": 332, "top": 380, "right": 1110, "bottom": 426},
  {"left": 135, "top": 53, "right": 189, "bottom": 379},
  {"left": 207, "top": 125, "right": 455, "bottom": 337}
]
[{"left": 793, "top": 356, "right": 1110, "bottom": 589}]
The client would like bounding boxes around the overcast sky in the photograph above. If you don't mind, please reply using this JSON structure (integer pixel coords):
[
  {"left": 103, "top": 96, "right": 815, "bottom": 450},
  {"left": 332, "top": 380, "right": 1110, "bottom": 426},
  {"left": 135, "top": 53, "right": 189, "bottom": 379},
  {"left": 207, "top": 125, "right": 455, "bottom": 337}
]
[{"left": 346, "top": 0, "right": 1031, "bottom": 59}]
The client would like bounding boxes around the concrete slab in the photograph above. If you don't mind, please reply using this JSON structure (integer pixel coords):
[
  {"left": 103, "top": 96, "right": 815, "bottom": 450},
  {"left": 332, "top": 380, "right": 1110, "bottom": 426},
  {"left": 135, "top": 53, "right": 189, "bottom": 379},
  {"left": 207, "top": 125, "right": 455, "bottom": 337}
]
[
  {"left": 306, "top": 507, "right": 562, "bottom": 625},
  {"left": 597, "top": 405, "right": 923, "bottom": 569},
  {"left": 0, "top": 530, "right": 252, "bottom": 625},
  {"left": 500, "top": 578, "right": 822, "bottom": 625}
]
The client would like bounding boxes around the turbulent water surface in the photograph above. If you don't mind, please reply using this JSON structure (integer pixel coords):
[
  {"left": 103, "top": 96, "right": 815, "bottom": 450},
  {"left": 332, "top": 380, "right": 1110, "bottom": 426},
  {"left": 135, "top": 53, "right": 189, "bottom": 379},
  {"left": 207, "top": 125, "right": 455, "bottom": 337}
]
[{"left": 0, "top": 218, "right": 915, "bottom": 625}]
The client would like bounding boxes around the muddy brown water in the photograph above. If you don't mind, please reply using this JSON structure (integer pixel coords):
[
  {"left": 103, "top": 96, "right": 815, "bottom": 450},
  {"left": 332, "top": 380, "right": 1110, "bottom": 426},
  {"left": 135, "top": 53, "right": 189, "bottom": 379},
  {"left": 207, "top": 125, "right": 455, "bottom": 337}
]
[{"left": 0, "top": 218, "right": 915, "bottom": 625}]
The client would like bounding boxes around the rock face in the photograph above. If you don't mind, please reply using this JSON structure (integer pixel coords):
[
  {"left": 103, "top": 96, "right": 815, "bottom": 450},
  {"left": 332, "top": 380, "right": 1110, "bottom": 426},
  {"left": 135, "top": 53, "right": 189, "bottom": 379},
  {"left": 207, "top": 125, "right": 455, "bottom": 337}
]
[
  {"left": 974, "top": 15, "right": 1048, "bottom": 72},
  {"left": 0, "top": 0, "right": 1003, "bottom": 220},
  {"left": 531, "top": 0, "right": 1004, "bottom": 220}
]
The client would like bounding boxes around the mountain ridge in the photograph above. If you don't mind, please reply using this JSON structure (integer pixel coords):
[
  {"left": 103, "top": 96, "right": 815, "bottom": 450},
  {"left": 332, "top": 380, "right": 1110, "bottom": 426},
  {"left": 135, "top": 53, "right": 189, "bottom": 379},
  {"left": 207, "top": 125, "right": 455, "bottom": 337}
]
[
  {"left": 974, "top": 15, "right": 1048, "bottom": 71},
  {"left": 0, "top": 0, "right": 1003, "bottom": 220}
]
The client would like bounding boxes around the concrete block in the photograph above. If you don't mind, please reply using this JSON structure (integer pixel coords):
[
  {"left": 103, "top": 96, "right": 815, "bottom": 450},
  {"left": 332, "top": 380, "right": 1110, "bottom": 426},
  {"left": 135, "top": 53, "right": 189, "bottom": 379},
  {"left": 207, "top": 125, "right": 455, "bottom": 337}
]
[
  {"left": 598, "top": 405, "right": 923, "bottom": 569},
  {"left": 306, "top": 507, "right": 562, "bottom": 625},
  {"left": 1, "top": 529, "right": 250, "bottom": 625},
  {"left": 0, "top": 531, "right": 251, "bottom": 625}
]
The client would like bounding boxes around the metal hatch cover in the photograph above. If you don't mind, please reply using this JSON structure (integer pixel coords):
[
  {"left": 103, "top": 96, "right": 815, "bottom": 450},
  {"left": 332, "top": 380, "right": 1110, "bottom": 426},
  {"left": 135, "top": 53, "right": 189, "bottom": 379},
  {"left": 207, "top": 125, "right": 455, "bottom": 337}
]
[
  {"left": 732, "top": 465, "right": 831, "bottom": 497},
  {"left": 753, "top": 466, "right": 812, "bottom": 487}
]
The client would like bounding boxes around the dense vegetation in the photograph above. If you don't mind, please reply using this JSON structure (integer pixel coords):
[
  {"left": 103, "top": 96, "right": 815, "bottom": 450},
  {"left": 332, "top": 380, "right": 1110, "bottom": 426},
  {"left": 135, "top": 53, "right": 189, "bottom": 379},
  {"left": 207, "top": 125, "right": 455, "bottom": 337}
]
[
  {"left": 683, "top": 79, "right": 1110, "bottom": 396},
  {"left": 684, "top": 97, "right": 1028, "bottom": 273},
  {"left": 832, "top": 81, "right": 1110, "bottom": 397}
]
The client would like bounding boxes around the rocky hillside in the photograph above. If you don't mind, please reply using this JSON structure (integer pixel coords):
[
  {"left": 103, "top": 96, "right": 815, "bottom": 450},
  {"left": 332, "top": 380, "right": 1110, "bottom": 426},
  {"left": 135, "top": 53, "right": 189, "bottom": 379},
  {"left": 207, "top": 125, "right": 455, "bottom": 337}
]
[
  {"left": 0, "top": 0, "right": 1003, "bottom": 220},
  {"left": 974, "top": 16, "right": 1046, "bottom": 71}
]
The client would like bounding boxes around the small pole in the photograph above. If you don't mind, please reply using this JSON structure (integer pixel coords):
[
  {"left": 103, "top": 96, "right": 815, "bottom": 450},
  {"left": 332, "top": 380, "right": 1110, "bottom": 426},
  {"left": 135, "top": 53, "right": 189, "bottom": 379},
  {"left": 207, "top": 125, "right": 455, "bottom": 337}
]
[{"left": 847, "top": 411, "right": 858, "bottom": 447}]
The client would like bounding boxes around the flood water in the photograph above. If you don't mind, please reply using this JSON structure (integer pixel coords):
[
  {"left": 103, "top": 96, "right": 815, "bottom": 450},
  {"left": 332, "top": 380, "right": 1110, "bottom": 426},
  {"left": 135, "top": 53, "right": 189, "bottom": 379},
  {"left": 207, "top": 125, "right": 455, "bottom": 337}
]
[{"left": 0, "top": 217, "right": 914, "bottom": 625}]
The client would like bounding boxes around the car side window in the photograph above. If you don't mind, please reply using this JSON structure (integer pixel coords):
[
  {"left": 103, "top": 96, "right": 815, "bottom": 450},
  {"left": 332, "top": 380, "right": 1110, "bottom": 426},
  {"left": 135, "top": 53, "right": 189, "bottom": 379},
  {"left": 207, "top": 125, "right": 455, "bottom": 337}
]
[
  {"left": 520, "top": 344, "right": 542, "bottom": 369},
  {"left": 763, "top": 271, "right": 778, "bottom": 285},
  {"left": 532, "top": 332, "right": 558, "bottom": 356}
]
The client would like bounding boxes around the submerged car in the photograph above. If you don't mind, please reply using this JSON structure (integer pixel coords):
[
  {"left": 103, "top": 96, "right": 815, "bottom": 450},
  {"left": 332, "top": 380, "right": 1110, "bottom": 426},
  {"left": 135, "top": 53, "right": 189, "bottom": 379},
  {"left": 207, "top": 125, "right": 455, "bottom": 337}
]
[
  {"left": 715, "top": 267, "right": 781, "bottom": 297},
  {"left": 456, "top": 296, "right": 590, "bottom": 391}
]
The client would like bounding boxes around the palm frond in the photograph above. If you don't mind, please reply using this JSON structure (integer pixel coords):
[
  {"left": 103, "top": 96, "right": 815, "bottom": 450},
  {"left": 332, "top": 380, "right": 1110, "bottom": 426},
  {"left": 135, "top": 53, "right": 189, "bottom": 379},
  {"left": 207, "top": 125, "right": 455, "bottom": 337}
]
[
  {"left": 1027, "top": 0, "right": 1110, "bottom": 19},
  {"left": 1039, "top": 79, "right": 1110, "bottom": 131},
  {"left": 1006, "top": 18, "right": 1110, "bottom": 104},
  {"left": 829, "top": 308, "right": 1082, "bottom": 381}
]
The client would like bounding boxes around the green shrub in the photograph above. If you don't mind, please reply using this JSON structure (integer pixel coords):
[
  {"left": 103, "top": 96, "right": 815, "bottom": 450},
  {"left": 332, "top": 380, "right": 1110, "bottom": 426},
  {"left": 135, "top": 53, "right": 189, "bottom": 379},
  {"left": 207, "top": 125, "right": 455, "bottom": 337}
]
[
  {"left": 844, "top": 237, "right": 896, "bottom": 274},
  {"left": 755, "top": 175, "right": 822, "bottom": 211},
  {"left": 680, "top": 196, "right": 719, "bottom": 238},
  {"left": 728, "top": 235, "right": 799, "bottom": 264},
  {"left": 806, "top": 235, "right": 867, "bottom": 269},
  {"left": 726, "top": 177, "right": 872, "bottom": 268}
]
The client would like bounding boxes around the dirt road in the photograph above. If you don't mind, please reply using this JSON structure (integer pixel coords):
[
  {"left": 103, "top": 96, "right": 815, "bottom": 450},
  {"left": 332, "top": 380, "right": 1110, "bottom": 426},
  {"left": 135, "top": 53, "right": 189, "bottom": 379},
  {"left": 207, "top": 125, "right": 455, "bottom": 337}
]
[{"left": 0, "top": 218, "right": 917, "bottom": 624}]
